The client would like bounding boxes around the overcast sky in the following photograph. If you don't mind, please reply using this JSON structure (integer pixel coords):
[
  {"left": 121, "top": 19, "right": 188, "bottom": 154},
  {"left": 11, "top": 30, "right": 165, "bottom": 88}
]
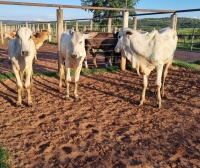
[{"left": 0, "top": 0, "right": 199, "bottom": 21}]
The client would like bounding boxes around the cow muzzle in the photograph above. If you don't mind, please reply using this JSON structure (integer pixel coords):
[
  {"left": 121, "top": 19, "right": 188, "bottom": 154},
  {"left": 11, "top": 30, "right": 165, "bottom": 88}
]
[
  {"left": 21, "top": 50, "right": 29, "bottom": 57},
  {"left": 115, "top": 47, "right": 120, "bottom": 53},
  {"left": 71, "top": 54, "right": 78, "bottom": 58}
]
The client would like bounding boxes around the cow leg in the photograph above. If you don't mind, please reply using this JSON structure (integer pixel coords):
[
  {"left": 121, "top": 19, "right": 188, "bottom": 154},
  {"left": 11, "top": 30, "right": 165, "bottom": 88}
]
[
  {"left": 19, "top": 71, "right": 25, "bottom": 98},
  {"left": 65, "top": 68, "right": 71, "bottom": 99},
  {"left": 161, "top": 60, "right": 172, "bottom": 97},
  {"left": 156, "top": 64, "right": 164, "bottom": 108},
  {"left": 84, "top": 58, "right": 88, "bottom": 69},
  {"left": 139, "top": 75, "right": 148, "bottom": 106},
  {"left": 13, "top": 66, "right": 23, "bottom": 106},
  {"left": 34, "top": 50, "right": 38, "bottom": 62},
  {"left": 74, "top": 66, "right": 82, "bottom": 99},
  {"left": 108, "top": 54, "right": 113, "bottom": 67},
  {"left": 108, "top": 52, "right": 113, "bottom": 67},
  {"left": 92, "top": 50, "right": 98, "bottom": 68},
  {"left": 30, "top": 69, "right": 34, "bottom": 91},
  {"left": 58, "top": 56, "right": 65, "bottom": 92},
  {"left": 25, "top": 69, "right": 33, "bottom": 106}
]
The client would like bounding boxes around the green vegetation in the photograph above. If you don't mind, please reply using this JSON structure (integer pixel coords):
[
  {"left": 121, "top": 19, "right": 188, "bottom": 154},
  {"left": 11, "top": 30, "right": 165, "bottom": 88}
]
[
  {"left": 136, "top": 17, "right": 200, "bottom": 30},
  {"left": 0, "top": 144, "right": 12, "bottom": 168},
  {"left": 0, "top": 61, "right": 199, "bottom": 81},
  {"left": 81, "top": 0, "right": 139, "bottom": 28},
  {"left": 173, "top": 60, "right": 200, "bottom": 70},
  {"left": 0, "top": 73, "right": 15, "bottom": 80}
]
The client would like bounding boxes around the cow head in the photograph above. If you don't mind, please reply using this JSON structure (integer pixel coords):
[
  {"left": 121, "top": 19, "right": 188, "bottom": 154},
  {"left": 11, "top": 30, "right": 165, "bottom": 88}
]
[
  {"left": 33, "top": 29, "right": 50, "bottom": 41},
  {"left": 16, "top": 27, "right": 33, "bottom": 57},
  {"left": 70, "top": 31, "right": 97, "bottom": 59},
  {"left": 5, "top": 31, "right": 16, "bottom": 40},
  {"left": 115, "top": 30, "right": 133, "bottom": 53}
]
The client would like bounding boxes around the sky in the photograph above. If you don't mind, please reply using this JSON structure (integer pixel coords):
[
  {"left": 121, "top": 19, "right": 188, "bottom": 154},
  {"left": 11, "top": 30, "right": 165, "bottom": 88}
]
[{"left": 0, "top": 0, "right": 199, "bottom": 21}]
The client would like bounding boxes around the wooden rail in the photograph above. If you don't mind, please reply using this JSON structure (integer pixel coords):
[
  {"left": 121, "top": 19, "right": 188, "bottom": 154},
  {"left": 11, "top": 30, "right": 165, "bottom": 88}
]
[{"left": 0, "top": 1, "right": 176, "bottom": 13}]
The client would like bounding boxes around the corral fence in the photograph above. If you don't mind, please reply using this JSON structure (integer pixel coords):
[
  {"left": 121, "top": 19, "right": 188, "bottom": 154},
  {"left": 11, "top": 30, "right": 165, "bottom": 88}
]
[{"left": 0, "top": 1, "right": 200, "bottom": 70}]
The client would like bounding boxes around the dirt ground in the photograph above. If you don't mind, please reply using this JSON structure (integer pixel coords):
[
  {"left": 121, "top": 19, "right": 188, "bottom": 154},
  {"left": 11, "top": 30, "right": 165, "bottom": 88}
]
[{"left": 0, "top": 44, "right": 200, "bottom": 168}]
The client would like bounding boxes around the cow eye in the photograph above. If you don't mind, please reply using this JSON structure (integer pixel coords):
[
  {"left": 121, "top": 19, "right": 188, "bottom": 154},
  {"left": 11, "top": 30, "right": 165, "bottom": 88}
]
[
  {"left": 30, "top": 36, "right": 32, "bottom": 39},
  {"left": 79, "top": 41, "right": 82, "bottom": 44},
  {"left": 16, "top": 35, "right": 19, "bottom": 38}
]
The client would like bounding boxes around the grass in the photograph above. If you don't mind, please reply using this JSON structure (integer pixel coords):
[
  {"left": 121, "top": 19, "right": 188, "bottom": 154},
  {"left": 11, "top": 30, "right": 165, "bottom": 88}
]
[
  {"left": 0, "top": 61, "right": 199, "bottom": 81},
  {"left": 173, "top": 60, "right": 200, "bottom": 70},
  {"left": 0, "top": 73, "right": 15, "bottom": 80},
  {"left": 0, "top": 144, "right": 12, "bottom": 168}
]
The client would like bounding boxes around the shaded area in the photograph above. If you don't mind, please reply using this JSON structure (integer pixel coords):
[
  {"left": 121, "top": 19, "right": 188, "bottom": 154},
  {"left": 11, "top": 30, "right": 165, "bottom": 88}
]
[{"left": 0, "top": 67, "right": 199, "bottom": 167}]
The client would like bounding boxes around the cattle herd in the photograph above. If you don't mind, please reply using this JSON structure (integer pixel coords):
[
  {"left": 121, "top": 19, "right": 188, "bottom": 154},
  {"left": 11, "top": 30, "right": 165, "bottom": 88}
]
[{"left": 6, "top": 26, "right": 178, "bottom": 108}]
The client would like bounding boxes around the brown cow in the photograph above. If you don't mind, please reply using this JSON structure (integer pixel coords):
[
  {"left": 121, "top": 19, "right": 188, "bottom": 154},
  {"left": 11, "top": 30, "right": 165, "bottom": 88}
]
[
  {"left": 32, "top": 30, "right": 50, "bottom": 61},
  {"left": 84, "top": 31, "right": 120, "bottom": 68}
]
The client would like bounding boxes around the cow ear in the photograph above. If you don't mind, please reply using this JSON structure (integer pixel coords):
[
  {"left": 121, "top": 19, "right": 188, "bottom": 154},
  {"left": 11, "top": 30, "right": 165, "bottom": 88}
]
[
  {"left": 126, "top": 31, "right": 133, "bottom": 36},
  {"left": 33, "top": 32, "right": 40, "bottom": 38}
]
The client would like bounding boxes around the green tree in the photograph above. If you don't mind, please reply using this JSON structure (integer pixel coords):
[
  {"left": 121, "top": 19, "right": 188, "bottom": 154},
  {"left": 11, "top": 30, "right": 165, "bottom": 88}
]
[{"left": 81, "top": 0, "right": 139, "bottom": 28}]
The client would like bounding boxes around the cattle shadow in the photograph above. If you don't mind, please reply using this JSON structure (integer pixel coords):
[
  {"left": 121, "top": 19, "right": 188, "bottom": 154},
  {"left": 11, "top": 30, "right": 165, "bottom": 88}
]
[{"left": 0, "top": 79, "right": 17, "bottom": 106}]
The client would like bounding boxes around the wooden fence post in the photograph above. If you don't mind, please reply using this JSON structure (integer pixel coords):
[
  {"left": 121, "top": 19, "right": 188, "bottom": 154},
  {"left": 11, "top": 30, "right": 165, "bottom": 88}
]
[
  {"left": 89, "top": 19, "right": 93, "bottom": 30},
  {"left": 0, "top": 21, "right": 4, "bottom": 44},
  {"left": 47, "top": 22, "right": 52, "bottom": 42},
  {"left": 64, "top": 21, "right": 67, "bottom": 31},
  {"left": 190, "top": 27, "right": 195, "bottom": 51},
  {"left": 121, "top": 11, "right": 129, "bottom": 71},
  {"left": 32, "top": 24, "right": 35, "bottom": 32},
  {"left": 170, "top": 13, "right": 177, "bottom": 30},
  {"left": 75, "top": 20, "right": 79, "bottom": 31},
  {"left": 57, "top": 8, "right": 63, "bottom": 72},
  {"left": 37, "top": 23, "right": 40, "bottom": 31},
  {"left": 4, "top": 24, "right": 7, "bottom": 34},
  {"left": 108, "top": 18, "right": 112, "bottom": 33},
  {"left": 133, "top": 16, "right": 137, "bottom": 30}
]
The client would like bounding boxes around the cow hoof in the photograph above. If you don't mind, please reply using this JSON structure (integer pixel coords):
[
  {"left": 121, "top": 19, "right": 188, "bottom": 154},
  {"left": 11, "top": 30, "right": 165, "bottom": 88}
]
[
  {"left": 156, "top": 102, "right": 161, "bottom": 108},
  {"left": 65, "top": 96, "right": 70, "bottom": 100},
  {"left": 16, "top": 101, "right": 21, "bottom": 107},
  {"left": 139, "top": 101, "right": 144, "bottom": 106},
  {"left": 75, "top": 97, "right": 80, "bottom": 101},
  {"left": 28, "top": 103, "right": 33, "bottom": 107},
  {"left": 58, "top": 87, "right": 62, "bottom": 93}
]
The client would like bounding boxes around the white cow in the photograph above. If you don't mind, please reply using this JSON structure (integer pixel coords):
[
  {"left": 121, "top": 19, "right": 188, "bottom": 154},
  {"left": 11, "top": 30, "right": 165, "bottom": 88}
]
[
  {"left": 59, "top": 30, "right": 95, "bottom": 99},
  {"left": 115, "top": 27, "right": 178, "bottom": 108},
  {"left": 8, "top": 27, "right": 36, "bottom": 107},
  {"left": 5, "top": 30, "right": 50, "bottom": 62}
]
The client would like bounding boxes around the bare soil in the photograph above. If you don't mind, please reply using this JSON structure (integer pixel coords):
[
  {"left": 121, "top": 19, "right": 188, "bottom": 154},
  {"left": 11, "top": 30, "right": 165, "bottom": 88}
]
[{"left": 0, "top": 44, "right": 200, "bottom": 168}]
